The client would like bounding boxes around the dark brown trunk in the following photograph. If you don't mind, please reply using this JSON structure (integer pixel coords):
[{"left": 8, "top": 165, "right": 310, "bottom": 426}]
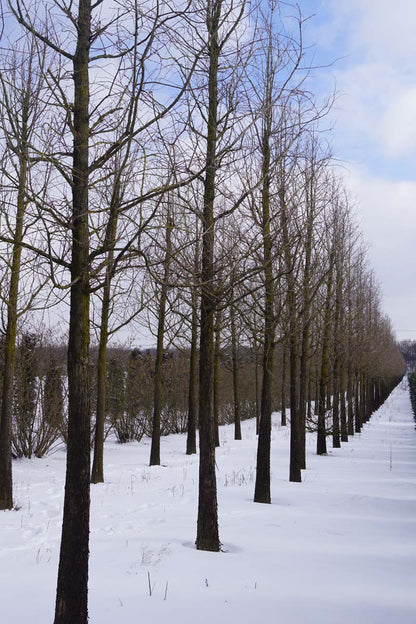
[
  {"left": 150, "top": 213, "right": 173, "bottom": 466},
  {"left": 254, "top": 37, "right": 274, "bottom": 503},
  {"left": 347, "top": 368, "right": 354, "bottom": 436},
  {"left": 231, "top": 300, "right": 242, "bottom": 440},
  {"left": 254, "top": 343, "right": 261, "bottom": 434},
  {"left": 279, "top": 187, "right": 301, "bottom": 483},
  {"left": 298, "top": 176, "right": 314, "bottom": 471},
  {"left": 298, "top": 342, "right": 309, "bottom": 470},
  {"left": 288, "top": 323, "right": 300, "bottom": 481},
  {"left": 317, "top": 252, "right": 335, "bottom": 456},
  {"left": 196, "top": 1, "right": 221, "bottom": 552},
  {"left": 0, "top": 65, "right": 32, "bottom": 509},
  {"left": 91, "top": 179, "right": 119, "bottom": 483},
  {"left": 359, "top": 370, "right": 366, "bottom": 427},
  {"left": 332, "top": 265, "right": 342, "bottom": 449},
  {"left": 355, "top": 371, "right": 361, "bottom": 433},
  {"left": 213, "top": 311, "right": 221, "bottom": 448},
  {"left": 186, "top": 279, "right": 198, "bottom": 455},
  {"left": 340, "top": 367, "right": 348, "bottom": 442},
  {"left": 54, "top": 3, "right": 91, "bottom": 622},
  {"left": 0, "top": 153, "right": 27, "bottom": 510},
  {"left": 281, "top": 341, "right": 287, "bottom": 426}
]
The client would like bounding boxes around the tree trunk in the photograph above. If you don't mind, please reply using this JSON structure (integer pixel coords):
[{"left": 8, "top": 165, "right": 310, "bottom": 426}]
[
  {"left": 0, "top": 63, "right": 31, "bottom": 509},
  {"left": 298, "top": 172, "right": 315, "bottom": 471},
  {"left": 340, "top": 367, "right": 348, "bottom": 442},
  {"left": 254, "top": 342, "right": 261, "bottom": 434},
  {"left": 186, "top": 281, "right": 198, "bottom": 455},
  {"left": 213, "top": 311, "right": 221, "bottom": 448},
  {"left": 231, "top": 300, "right": 242, "bottom": 440},
  {"left": 332, "top": 264, "right": 342, "bottom": 449},
  {"left": 281, "top": 340, "right": 287, "bottom": 426},
  {"left": 0, "top": 160, "right": 27, "bottom": 509},
  {"left": 317, "top": 251, "right": 335, "bottom": 456},
  {"left": 354, "top": 371, "right": 361, "bottom": 433},
  {"left": 280, "top": 186, "right": 301, "bottom": 483},
  {"left": 196, "top": 1, "right": 221, "bottom": 552},
  {"left": 254, "top": 39, "right": 274, "bottom": 503},
  {"left": 298, "top": 339, "right": 309, "bottom": 469},
  {"left": 347, "top": 369, "right": 355, "bottom": 436},
  {"left": 91, "top": 178, "right": 120, "bottom": 483},
  {"left": 54, "top": 3, "right": 91, "bottom": 621},
  {"left": 150, "top": 212, "right": 173, "bottom": 466}
]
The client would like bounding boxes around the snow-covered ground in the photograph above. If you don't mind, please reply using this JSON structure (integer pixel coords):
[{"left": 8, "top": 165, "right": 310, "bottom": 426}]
[{"left": 1, "top": 379, "right": 416, "bottom": 623}]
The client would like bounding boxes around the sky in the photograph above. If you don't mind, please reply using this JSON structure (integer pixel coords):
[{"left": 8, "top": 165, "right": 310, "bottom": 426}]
[{"left": 300, "top": 0, "right": 416, "bottom": 341}]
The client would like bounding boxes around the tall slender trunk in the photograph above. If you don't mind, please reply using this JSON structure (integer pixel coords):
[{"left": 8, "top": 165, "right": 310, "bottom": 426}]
[
  {"left": 91, "top": 179, "right": 120, "bottom": 483},
  {"left": 150, "top": 212, "right": 173, "bottom": 466},
  {"left": 298, "top": 176, "right": 314, "bottom": 471},
  {"left": 187, "top": 218, "right": 200, "bottom": 455},
  {"left": 347, "top": 367, "right": 354, "bottom": 436},
  {"left": 186, "top": 277, "right": 198, "bottom": 455},
  {"left": 307, "top": 370, "right": 312, "bottom": 426},
  {"left": 288, "top": 319, "right": 300, "bottom": 480},
  {"left": 231, "top": 299, "right": 242, "bottom": 440},
  {"left": 254, "top": 37, "right": 274, "bottom": 503},
  {"left": 298, "top": 329, "right": 309, "bottom": 469},
  {"left": 54, "top": 3, "right": 91, "bottom": 622},
  {"left": 213, "top": 311, "right": 221, "bottom": 448},
  {"left": 317, "top": 251, "right": 335, "bottom": 456},
  {"left": 332, "top": 373, "right": 340, "bottom": 447},
  {"left": 354, "top": 371, "right": 361, "bottom": 433},
  {"left": 340, "top": 366, "right": 348, "bottom": 442},
  {"left": 359, "top": 370, "right": 366, "bottom": 427},
  {"left": 196, "top": 1, "right": 221, "bottom": 552},
  {"left": 254, "top": 341, "right": 261, "bottom": 434},
  {"left": 281, "top": 340, "right": 287, "bottom": 426},
  {"left": 0, "top": 117, "right": 28, "bottom": 510},
  {"left": 332, "top": 263, "right": 342, "bottom": 449},
  {"left": 280, "top": 187, "right": 301, "bottom": 482}
]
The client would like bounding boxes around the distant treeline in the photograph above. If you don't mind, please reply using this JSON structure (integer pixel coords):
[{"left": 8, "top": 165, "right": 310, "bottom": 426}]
[
  {"left": 408, "top": 373, "right": 416, "bottom": 421},
  {"left": 400, "top": 340, "right": 416, "bottom": 372}
]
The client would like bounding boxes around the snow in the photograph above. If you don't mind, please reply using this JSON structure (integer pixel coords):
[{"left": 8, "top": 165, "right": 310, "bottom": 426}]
[{"left": 1, "top": 380, "right": 416, "bottom": 623}]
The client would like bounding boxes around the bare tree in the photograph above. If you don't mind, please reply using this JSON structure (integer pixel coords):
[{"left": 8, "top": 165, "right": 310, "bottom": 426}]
[
  {"left": 150, "top": 206, "right": 174, "bottom": 466},
  {"left": 0, "top": 33, "right": 48, "bottom": 509},
  {"left": 9, "top": 0, "right": 198, "bottom": 619}
]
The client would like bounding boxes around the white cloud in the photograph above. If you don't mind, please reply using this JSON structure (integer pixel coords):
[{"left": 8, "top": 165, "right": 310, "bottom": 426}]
[
  {"left": 379, "top": 86, "right": 416, "bottom": 157},
  {"left": 311, "top": 1, "right": 416, "bottom": 164},
  {"left": 307, "top": 2, "right": 416, "bottom": 339},
  {"left": 343, "top": 165, "right": 416, "bottom": 338},
  {"left": 342, "top": 0, "right": 416, "bottom": 68}
]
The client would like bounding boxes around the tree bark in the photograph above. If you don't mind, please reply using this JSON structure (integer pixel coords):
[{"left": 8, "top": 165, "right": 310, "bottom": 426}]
[
  {"left": 150, "top": 212, "right": 173, "bottom": 466},
  {"left": 54, "top": 2, "right": 91, "bottom": 621},
  {"left": 91, "top": 177, "right": 120, "bottom": 483},
  {"left": 186, "top": 279, "right": 198, "bottom": 455},
  {"left": 317, "top": 251, "right": 335, "bottom": 456},
  {"left": 340, "top": 366, "right": 348, "bottom": 442},
  {"left": 347, "top": 367, "right": 354, "bottom": 436},
  {"left": 332, "top": 263, "right": 342, "bottom": 448},
  {"left": 254, "top": 47, "right": 274, "bottom": 503},
  {"left": 231, "top": 300, "right": 242, "bottom": 440},
  {"left": 281, "top": 341, "right": 287, "bottom": 426},
  {"left": 196, "top": 0, "right": 221, "bottom": 552},
  {"left": 0, "top": 48, "right": 32, "bottom": 509},
  {"left": 213, "top": 311, "right": 221, "bottom": 448},
  {"left": 0, "top": 143, "right": 27, "bottom": 510},
  {"left": 280, "top": 186, "right": 301, "bottom": 483}
]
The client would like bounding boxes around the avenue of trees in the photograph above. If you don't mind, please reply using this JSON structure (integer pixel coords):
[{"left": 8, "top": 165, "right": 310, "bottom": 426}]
[{"left": 0, "top": 1, "right": 406, "bottom": 622}]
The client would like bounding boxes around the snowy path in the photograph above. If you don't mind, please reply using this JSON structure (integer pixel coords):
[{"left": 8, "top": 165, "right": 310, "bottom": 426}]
[{"left": 1, "top": 380, "right": 416, "bottom": 623}]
